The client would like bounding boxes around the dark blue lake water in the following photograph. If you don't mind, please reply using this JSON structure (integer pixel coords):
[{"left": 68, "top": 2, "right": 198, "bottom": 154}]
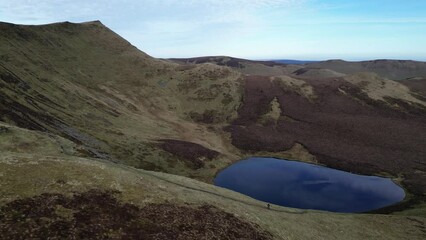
[{"left": 214, "top": 157, "right": 405, "bottom": 213}]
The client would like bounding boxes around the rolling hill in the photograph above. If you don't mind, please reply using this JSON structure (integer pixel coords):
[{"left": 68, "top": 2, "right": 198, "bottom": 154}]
[{"left": 307, "top": 59, "right": 426, "bottom": 80}]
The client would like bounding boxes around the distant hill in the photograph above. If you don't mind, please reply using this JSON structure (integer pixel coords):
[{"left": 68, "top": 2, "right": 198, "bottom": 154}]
[
  {"left": 292, "top": 67, "right": 345, "bottom": 78},
  {"left": 272, "top": 59, "right": 318, "bottom": 65},
  {"left": 170, "top": 56, "right": 302, "bottom": 76},
  {"left": 308, "top": 59, "right": 426, "bottom": 80},
  {"left": 171, "top": 56, "right": 286, "bottom": 67}
]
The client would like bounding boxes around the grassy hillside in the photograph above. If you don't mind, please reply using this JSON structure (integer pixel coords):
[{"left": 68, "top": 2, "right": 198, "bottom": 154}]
[
  {"left": 308, "top": 59, "right": 426, "bottom": 80},
  {"left": 1, "top": 21, "right": 426, "bottom": 239},
  {"left": 171, "top": 56, "right": 303, "bottom": 76},
  {"left": 1, "top": 124, "right": 425, "bottom": 239},
  {"left": 172, "top": 57, "right": 426, "bottom": 217},
  {"left": 0, "top": 21, "right": 244, "bottom": 182}
]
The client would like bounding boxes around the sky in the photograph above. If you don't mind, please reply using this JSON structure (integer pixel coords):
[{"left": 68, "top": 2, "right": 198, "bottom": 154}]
[{"left": 1, "top": 0, "right": 426, "bottom": 60}]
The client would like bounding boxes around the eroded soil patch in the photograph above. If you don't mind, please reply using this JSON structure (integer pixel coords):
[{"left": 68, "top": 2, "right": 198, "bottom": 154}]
[
  {"left": 159, "top": 139, "right": 220, "bottom": 169},
  {"left": 0, "top": 190, "right": 271, "bottom": 240}
]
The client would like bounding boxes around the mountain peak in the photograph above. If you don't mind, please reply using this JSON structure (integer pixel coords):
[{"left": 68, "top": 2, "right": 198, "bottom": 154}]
[{"left": 81, "top": 20, "right": 105, "bottom": 26}]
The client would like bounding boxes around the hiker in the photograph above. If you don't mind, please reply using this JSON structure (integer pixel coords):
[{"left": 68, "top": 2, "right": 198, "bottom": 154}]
[{"left": 267, "top": 203, "right": 270, "bottom": 209}]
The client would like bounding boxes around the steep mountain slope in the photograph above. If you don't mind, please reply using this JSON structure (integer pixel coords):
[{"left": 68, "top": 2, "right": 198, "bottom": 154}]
[
  {"left": 0, "top": 21, "right": 243, "bottom": 182},
  {"left": 308, "top": 59, "right": 426, "bottom": 80}
]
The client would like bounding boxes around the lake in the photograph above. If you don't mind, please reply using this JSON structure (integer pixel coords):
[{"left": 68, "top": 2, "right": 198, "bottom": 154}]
[{"left": 214, "top": 157, "right": 405, "bottom": 213}]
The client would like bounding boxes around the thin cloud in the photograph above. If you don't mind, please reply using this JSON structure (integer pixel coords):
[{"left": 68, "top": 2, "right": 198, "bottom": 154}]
[
  {"left": 0, "top": 0, "right": 104, "bottom": 24},
  {"left": 0, "top": 0, "right": 305, "bottom": 26},
  {"left": 149, "top": 0, "right": 303, "bottom": 8},
  {"left": 0, "top": 0, "right": 424, "bottom": 60}
]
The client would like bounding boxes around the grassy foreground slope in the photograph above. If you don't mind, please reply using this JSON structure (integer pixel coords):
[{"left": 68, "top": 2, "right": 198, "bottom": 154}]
[{"left": 1, "top": 123, "right": 425, "bottom": 239}]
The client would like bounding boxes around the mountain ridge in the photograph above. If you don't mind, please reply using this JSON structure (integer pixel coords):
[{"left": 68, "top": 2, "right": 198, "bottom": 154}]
[{"left": 308, "top": 59, "right": 426, "bottom": 80}]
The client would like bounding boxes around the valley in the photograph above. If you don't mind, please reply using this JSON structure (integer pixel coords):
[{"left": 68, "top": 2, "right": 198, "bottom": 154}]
[{"left": 1, "top": 21, "right": 426, "bottom": 239}]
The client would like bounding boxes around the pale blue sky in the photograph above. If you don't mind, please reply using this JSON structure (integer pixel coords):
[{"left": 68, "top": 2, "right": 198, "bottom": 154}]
[{"left": 1, "top": 0, "right": 425, "bottom": 60}]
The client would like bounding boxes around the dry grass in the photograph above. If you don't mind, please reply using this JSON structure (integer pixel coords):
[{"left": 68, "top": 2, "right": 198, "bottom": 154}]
[
  {"left": 343, "top": 72, "right": 426, "bottom": 107},
  {"left": 1, "top": 150, "right": 425, "bottom": 240}
]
